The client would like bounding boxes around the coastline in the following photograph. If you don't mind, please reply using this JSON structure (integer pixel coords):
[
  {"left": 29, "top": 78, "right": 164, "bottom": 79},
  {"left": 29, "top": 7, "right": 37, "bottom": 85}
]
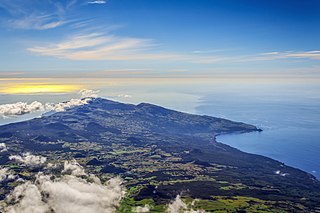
[{"left": 216, "top": 130, "right": 320, "bottom": 180}]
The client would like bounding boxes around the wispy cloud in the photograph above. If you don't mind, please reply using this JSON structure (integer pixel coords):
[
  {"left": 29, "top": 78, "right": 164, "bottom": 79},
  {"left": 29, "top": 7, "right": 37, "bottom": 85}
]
[
  {"left": 27, "top": 30, "right": 320, "bottom": 63},
  {"left": 88, "top": 0, "right": 107, "bottom": 4},
  {"left": 232, "top": 50, "right": 320, "bottom": 62},
  {"left": 191, "top": 50, "right": 320, "bottom": 64},
  {"left": 27, "top": 32, "right": 225, "bottom": 62},
  {"left": 272, "top": 50, "right": 320, "bottom": 60},
  {"left": 0, "top": 72, "right": 25, "bottom": 77},
  {"left": 28, "top": 33, "right": 183, "bottom": 61},
  {"left": 9, "top": 14, "right": 66, "bottom": 30},
  {"left": 0, "top": 0, "right": 77, "bottom": 30}
]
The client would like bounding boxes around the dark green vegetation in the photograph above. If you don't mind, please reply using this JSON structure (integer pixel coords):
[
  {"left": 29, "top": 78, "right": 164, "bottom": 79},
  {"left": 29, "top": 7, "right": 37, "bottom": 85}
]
[{"left": 0, "top": 98, "right": 319, "bottom": 212}]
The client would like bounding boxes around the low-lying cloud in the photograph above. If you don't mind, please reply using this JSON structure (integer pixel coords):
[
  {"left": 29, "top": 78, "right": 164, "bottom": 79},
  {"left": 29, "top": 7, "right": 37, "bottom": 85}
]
[
  {"left": 46, "top": 98, "right": 90, "bottom": 112},
  {"left": 132, "top": 195, "right": 206, "bottom": 212},
  {"left": 0, "top": 167, "right": 16, "bottom": 182},
  {"left": 4, "top": 175, "right": 124, "bottom": 213},
  {"left": 2, "top": 157, "right": 207, "bottom": 212},
  {"left": 0, "top": 89, "right": 99, "bottom": 118},
  {"left": 0, "top": 143, "right": 8, "bottom": 152},
  {"left": 62, "top": 160, "right": 87, "bottom": 177},
  {"left": 167, "top": 195, "right": 205, "bottom": 213},
  {"left": 2, "top": 159, "right": 125, "bottom": 213},
  {"left": 9, "top": 153, "right": 47, "bottom": 166},
  {"left": 79, "top": 89, "right": 99, "bottom": 99},
  {"left": 0, "top": 101, "right": 44, "bottom": 117},
  {"left": 133, "top": 205, "right": 150, "bottom": 213}
]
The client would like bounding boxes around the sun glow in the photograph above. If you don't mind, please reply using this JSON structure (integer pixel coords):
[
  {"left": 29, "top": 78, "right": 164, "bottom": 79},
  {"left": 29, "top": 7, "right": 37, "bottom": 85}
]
[{"left": 0, "top": 84, "right": 82, "bottom": 94}]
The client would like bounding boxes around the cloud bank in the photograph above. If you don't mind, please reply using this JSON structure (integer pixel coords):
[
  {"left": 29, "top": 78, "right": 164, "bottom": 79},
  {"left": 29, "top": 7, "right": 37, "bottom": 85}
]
[
  {"left": 0, "top": 89, "right": 99, "bottom": 118},
  {"left": 0, "top": 101, "right": 44, "bottom": 117},
  {"left": 2, "top": 157, "right": 208, "bottom": 212},
  {"left": 4, "top": 171, "right": 125, "bottom": 213},
  {"left": 2, "top": 159, "right": 125, "bottom": 213}
]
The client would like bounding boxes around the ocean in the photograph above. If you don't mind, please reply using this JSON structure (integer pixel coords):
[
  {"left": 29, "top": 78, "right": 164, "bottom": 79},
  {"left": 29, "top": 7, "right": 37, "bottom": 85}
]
[
  {"left": 0, "top": 77, "right": 319, "bottom": 179},
  {"left": 197, "top": 95, "right": 320, "bottom": 179},
  {"left": 194, "top": 78, "right": 320, "bottom": 179}
]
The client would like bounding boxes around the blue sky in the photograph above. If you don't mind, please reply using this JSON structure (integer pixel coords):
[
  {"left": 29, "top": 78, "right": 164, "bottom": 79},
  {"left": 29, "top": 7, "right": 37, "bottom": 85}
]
[{"left": 0, "top": 0, "right": 319, "bottom": 78}]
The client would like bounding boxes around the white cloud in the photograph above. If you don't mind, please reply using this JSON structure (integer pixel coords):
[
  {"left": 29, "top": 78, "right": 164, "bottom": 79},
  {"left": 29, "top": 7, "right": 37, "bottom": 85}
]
[
  {"left": 167, "top": 195, "right": 187, "bottom": 213},
  {"left": 0, "top": 101, "right": 44, "bottom": 117},
  {"left": 9, "top": 153, "right": 47, "bottom": 166},
  {"left": 27, "top": 31, "right": 320, "bottom": 63},
  {"left": 190, "top": 50, "right": 320, "bottom": 64},
  {"left": 0, "top": 167, "right": 16, "bottom": 182},
  {"left": 79, "top": 89, "right": 99, "bottom": 98},
  {"left": 0, "top": 1, "right": 72, "bottom": 30},
  {"left": 133, "top": 205, "right": 150, "bottom": 213},
  {"left": 62, "top": 160, "right": 86, "bottom": 177},
  {"left": 88, "top": 0, "right": 107, "bottom": 4},
  {"left": 22, "top": 32, "right": 213, "bottom": 63},
  {"left": 3, "top": 160, "right": 125, "bottom": 213},
  {"left": 116, "top": 94, "right": 132, "bottom": 98},
  {"left": 278, "top": 50, "right": 320, "bottom": 60},
  {"left": 45, "top": 98, "right": 91, "bottom": 112},
  {"left": 2, "top": 158, "right": 210, "bottom": 213},
  {"left": 46, "top": 163, "right": 58, "bottom": 169},
  {"left": 235, "top": 50, "right": 320, "bottom": 62},
  {"left": 10, "top": 14, "right": 65, "bottom": 30},
  {"left": 0, "top": 143, "right": 8, "bottom": 152},
  {"left": 0, "top": 89, "right": 99, "bottom": 118},
  {"left": 62, "top": 160, "right": 101, "bottom": 184},
  {"left": 167, "top": 195, "right": 205, "bottom": 213},
  {"left": 27, "top": 33, "right": 184, "bottom": 61}
]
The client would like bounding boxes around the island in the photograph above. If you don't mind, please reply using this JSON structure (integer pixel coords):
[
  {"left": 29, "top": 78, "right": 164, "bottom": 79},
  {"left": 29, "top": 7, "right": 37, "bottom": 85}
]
[{"left": 0, "top": 98, "right": 319, "bottom": 212}]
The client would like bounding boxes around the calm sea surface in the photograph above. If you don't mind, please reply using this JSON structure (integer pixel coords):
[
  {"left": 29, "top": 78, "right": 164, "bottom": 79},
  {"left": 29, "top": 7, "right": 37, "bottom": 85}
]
[
  {"left": 0, "top": 78, "right": 319, "bottom": 178},
  {"left": 194, "top": 79, "right": 320, "bottom": 179},
  {"left": 197, "top": 93, "right": 320, "bottom": 179}
]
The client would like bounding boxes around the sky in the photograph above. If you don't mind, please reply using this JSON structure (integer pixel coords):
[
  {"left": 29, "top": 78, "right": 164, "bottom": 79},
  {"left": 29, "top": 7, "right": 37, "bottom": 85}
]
[
  {"left": 0, "top": 0, "right": 319, "bottom": 79},
  {"left": 0, "top": 0, "right": 319, "bottom": 177},
  {"left": 1, "top": 3, "right": 320, "bottom": 212}
]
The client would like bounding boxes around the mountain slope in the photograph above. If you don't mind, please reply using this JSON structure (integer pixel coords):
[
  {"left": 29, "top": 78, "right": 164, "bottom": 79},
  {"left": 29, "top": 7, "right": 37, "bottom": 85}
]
[{"left": 0, "top": 98, "right": 319, "bottom": 212}]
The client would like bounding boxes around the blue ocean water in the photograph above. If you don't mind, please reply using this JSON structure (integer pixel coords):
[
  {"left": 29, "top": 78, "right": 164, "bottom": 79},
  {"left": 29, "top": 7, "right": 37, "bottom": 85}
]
[{"left": 195, "top": 81, "right": 320, "bottom": 179}]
